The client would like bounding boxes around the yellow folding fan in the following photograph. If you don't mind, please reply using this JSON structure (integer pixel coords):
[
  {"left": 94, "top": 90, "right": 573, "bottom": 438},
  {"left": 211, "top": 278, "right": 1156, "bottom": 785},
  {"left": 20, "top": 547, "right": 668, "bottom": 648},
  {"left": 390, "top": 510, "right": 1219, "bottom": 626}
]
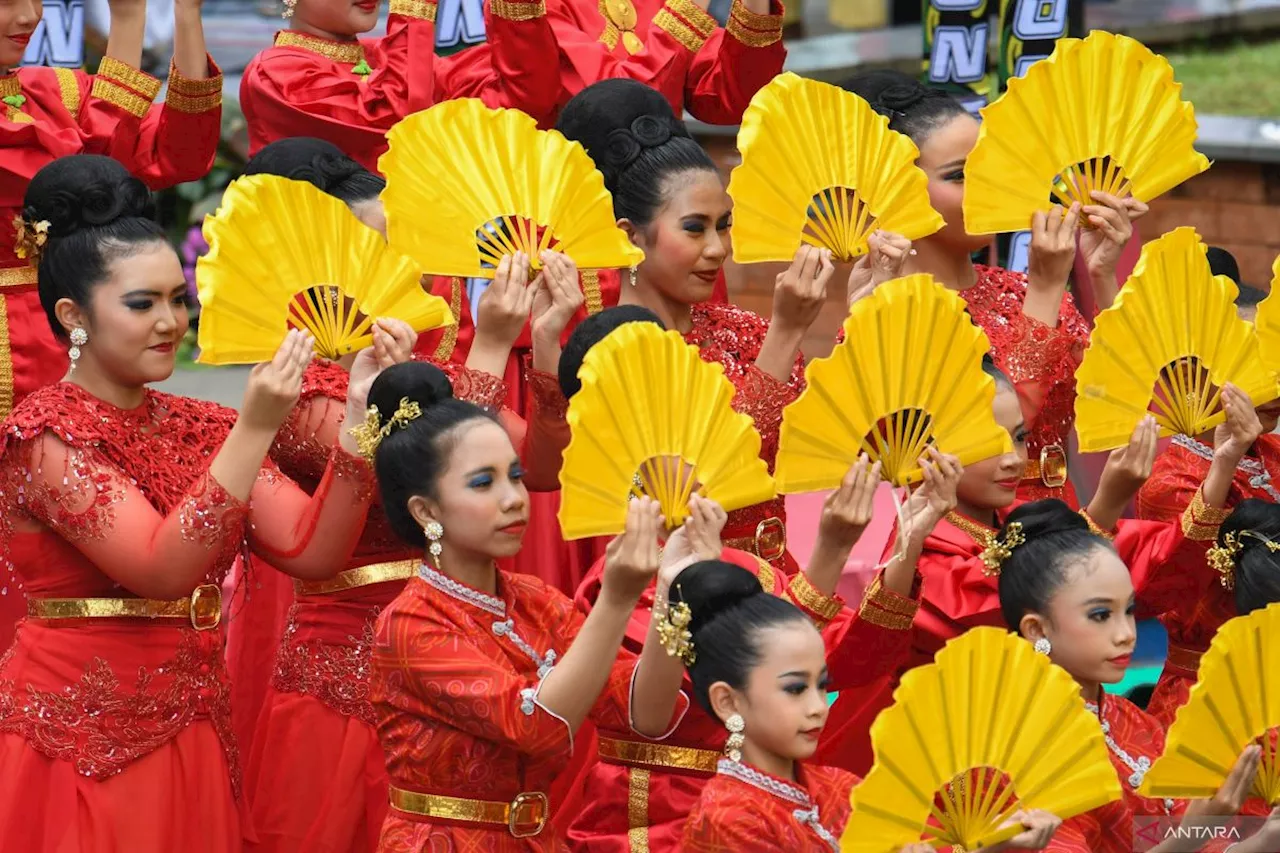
[
  {"left": 379, "top": 99, "right": 643, "bottom": 278},
  {"left": 774, "top": 274, "right": 1010, "bottom": 491},
  {"left": 1139, "top": 602, "right": 1280, "bottom": 805},
  {"left": 728, "top": 73, "right": 943, "bottom": 264},
  {"left": 558, "top": 322, "right": 776, "bottom": 539},
  {"left": 842, "top": 628, "right": 1123, "bottom": 852},
  {"left": 1254, "top": 255, "right": 1280, "bottom": 378},
  {"left": 964, "top": 31, "right": 1209, "bottom": 235},
  {"left": 196, "top": 175, "right": 453, "bottom": 365},
  {"left": 1074, "top": 227, "right": 1277, "bottom": 453}
]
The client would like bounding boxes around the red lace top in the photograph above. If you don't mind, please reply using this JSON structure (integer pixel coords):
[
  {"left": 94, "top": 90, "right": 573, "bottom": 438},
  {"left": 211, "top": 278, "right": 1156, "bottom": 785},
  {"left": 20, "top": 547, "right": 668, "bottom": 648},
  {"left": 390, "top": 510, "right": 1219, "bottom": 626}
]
[
  {"left": 0, "top": 382, "right": 374, "bottom": 789},
  {"left": 961, "top": 265, "right": 1090, "bottom": 503}
]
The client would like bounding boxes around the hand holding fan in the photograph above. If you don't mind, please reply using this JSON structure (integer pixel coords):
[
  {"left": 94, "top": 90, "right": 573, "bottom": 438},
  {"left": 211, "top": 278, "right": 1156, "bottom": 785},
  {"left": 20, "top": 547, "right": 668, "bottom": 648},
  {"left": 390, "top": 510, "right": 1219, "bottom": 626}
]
[{"left": 196, "top": 175, "right": 453, "bottom": 365}]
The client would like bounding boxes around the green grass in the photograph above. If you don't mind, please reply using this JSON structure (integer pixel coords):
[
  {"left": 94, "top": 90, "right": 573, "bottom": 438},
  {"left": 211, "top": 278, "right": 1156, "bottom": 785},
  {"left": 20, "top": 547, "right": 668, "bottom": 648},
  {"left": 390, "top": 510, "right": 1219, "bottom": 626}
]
[{"left": 1165, "top": 38, "right": 1280, "bottom": 117}]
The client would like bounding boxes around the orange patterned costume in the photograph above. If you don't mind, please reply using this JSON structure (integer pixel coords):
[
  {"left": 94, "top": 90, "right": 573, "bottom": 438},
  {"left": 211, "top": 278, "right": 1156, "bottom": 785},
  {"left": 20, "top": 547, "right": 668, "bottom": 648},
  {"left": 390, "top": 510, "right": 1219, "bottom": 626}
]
[
  {"left": 370, "top": 561, "right": 687, "bottom": 850},
  {"left": 1135, "top": 433, "right": 1280, "bottom": 728},
  {"left": 681, "top": 760, "right": 854, "bottom": 851},
  {"left": 0, "top": 382, "right": 373, "bottom": 850}
]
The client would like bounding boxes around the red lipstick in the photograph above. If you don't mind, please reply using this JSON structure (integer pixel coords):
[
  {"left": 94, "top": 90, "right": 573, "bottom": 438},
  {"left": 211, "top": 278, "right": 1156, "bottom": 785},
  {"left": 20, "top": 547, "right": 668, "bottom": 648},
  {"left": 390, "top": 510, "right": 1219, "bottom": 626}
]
[
  {"left": 9, "top": 33, "right": 32, "bottom": 47},
  {"left": 1108, "top": 654, "right": 1132, "bottom": 668},
  {"left": 499, "top": 522, "right": 527, "bottom": 536}
]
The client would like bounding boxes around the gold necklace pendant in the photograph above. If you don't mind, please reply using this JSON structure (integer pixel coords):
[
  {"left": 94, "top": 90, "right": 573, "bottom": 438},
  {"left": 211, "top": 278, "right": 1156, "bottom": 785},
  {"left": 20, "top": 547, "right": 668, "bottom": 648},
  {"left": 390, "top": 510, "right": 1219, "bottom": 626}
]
[{"left": 621, "top": 30, "right": 644, "bottom": 53}]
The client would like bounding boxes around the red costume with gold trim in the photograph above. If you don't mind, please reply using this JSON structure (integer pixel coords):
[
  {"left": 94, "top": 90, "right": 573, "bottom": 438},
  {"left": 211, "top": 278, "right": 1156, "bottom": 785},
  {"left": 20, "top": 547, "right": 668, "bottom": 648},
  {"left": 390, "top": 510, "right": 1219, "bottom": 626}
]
[
  {"left": 369, "top": 560, "right": 687, "bottom": 850},
  {"left": 681, "top": 760, "right": 854, "bottom": 851},
  {"left": 815, "top": 499, "right": 1223, "bottom": 775},
  {"left": 962, "top": 265, "right": 1090, "bottom": 505},
  {"left": 238, "top": 358, "right": 508, "bottom": 852},
  {"left": 0, "top": 382, "right": 373, "bottom": 850},
  {"left": 1135, "top": 433, "right": 1280, "bottom": 728},
  {"left": 566, "top": 548, "right": 914, "bottom": 850},
  {"left": 240, "top": 0, "right": 559, "bottom": 174},
  {"left": 546, "top": 0, "right": 785, "bottom": 124}
]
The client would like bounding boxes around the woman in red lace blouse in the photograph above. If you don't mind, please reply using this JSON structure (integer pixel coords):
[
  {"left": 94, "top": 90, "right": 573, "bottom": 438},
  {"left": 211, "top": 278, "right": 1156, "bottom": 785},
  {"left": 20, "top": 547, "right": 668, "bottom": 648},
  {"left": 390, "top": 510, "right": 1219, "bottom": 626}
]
[
  {"left": 0, "top": 155, "right": 382, "bottom": 850},
  {"left": 839, "top": 71, "right": 1146, "bottom": 506}
]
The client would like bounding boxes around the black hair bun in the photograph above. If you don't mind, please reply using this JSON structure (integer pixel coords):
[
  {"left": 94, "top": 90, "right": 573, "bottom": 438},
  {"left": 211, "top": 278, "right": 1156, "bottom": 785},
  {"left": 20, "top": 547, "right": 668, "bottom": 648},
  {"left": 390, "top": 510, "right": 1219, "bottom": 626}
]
[
  {"left": 670, "top": 560, "right": 765, "bottom": 633},
  {"left": 1000, "top": 499, "right": 1089, "bottom": 542},
  {"left": 23, "top": 155, "right": 154, "bottom": 241},
  {"left": 244, "top": 137, "right": 363, "bottom": 189},
  {"left": 874, "top": 82, "right": 928, "bottom": 115},
  {"left": 367, "top": 361, "right": 454, "bottom": 422},
  {"left": 559, "top": 305, "right": 664, "bottom": 399},
  {"left": 556, "top": 79, "right": 689, "bottom": 173}
]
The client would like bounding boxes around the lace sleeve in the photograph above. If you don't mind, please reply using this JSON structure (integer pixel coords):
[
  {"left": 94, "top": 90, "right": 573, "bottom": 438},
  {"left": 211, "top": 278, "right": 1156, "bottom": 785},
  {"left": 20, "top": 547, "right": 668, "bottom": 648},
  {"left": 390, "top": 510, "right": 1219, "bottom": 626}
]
[
  {"left": 270, "top": 395, "right": 347, "bottom": 489},
  {"left": 520, "top": 366, "right": 571, "bottom": 492},
  {"left": 732, "top": 365, "right": 801, "bottom": 471}
]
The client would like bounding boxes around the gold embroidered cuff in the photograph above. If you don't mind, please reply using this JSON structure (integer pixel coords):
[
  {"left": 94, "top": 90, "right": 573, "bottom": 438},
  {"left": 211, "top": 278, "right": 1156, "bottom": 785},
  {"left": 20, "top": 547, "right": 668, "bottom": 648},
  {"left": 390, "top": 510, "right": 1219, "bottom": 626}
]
[
  {"left": 1181, "top": 487, "right": 1229, "bottom": 541},
  {"left": 275, "top": 31, "right": 365, "bottom": 64},
  {"left": 580, "top": 269, "right": 603, "bottom": 315},
  {"left": 653, "top": 0, "right": 713, "bottom": 52},
  {"left": 167, "top": 56, "right": 224, "bottom": 97},
  {"left": 491, "top": 0, "right": 545, "bottom": 20},
  {"left": 96, "top": 57, "right": 161, "bottom": 100},
  {"left": 390, "top": 0, "right": 438, "bottom": 20},
  {"left": 665, "top": 0, "right": 717, "bottom": 36},
  {"left": 726, "top": 0, "right": 782, "bottom": 47},
  {"left": 90, "top": 78, "right": 152, "bottom": 119},
  {"left": 788, "top": 572, "right": 842, "bottom": 625},
  {"left": 164, "top": 89, "right": 222, "bottom": 114},
  {"left": 860, "top": 601, "right": 914, "bottom": 631},
  {"left": 1078, "top": 509, "right": 1116, "bottom": 541},
  {"left": 858, "top": 575, "right": 918, "bottom": 631}
]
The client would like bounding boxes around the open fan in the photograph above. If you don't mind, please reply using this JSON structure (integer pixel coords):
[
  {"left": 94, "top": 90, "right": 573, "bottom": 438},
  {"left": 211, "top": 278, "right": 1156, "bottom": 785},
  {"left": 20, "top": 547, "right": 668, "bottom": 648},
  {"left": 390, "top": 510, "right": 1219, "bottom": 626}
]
[
  {"left": 774, "top": 274, "right": 1010, "bottom": 491},
  {"left": 1254, "top": 255, "right": 1280, "bottom": 378},
  {"left": 558, "top": 322, "right": 776, "bottom": 539},
  {"left": 964, "top": 30, "right": 1209, "bottom": 235},
  {"left": 196, "top": 175, "right": 453, "bottom": 365},
  {"left": 379, "top": 99, "right": 643, "bottom": 278},
  {"left": 1074, "top": 227, "right": 1277, "bottom": 452},
  {"left": 727, "top": 72, "right": 943, "bottom": 264},
  {"left": 842, "top": 628, "right": 1123, "bottom": 852},
  {"left": 1139, "top": 602, "right": 1280, "bottom": 805}
]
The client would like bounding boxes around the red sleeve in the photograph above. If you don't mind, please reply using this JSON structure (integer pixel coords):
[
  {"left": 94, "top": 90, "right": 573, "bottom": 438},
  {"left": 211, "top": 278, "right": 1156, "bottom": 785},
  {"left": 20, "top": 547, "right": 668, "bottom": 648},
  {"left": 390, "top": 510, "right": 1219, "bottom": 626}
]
[
  {"left": 240, "top": 3, "right": 437, "bottom": 167},
  {"left": 915, "top": 547, "right": 1003, "bottom": 628},
  {"left": 1045, "top": 814, "right": 1100, "bottom": 853},
  {"left": 1112, "top": 510, "right": 1217, "bottom": 619},
  {"left": 78, "top": 57, "right": 223, "bottom": 188},
  {"left": 1135, "top": 451, "right": 1210, "bottom": 524},
  {"left": 519, "top": 365, "right": 570, "bottom": 492},
  {"left": 681, "top": 784, "right": 780, "bottom": 852},
  {"left": 434, "top": 0, "right": 561, "bottom": 126},
  {"left": 733, "top": 363, "right": 803, "bottom": 474},
  {"left": 545, "top": 0, "right": 714, "bottom": 109},
  {"left": 798, "top": 571, "right": 918, "bottom": 691},
  {"left": 683, "top": 0, "right": 785, "bottom": 124}
]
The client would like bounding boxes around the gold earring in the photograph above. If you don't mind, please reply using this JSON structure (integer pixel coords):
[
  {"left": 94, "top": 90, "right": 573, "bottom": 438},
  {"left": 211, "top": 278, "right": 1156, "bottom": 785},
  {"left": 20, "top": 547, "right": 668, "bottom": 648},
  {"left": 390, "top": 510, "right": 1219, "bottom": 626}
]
[
  {"left": 629, "top": 265, "right": 637, "bottom": 288},
  {"left": 68, "top": 327, "right": 88, "bottom": 372},
  {"left": 424, "top": 520, "right": 443, "bottom": 568},
  {"left": 724, "top": 713, "right": 745, "bottom": 762}
]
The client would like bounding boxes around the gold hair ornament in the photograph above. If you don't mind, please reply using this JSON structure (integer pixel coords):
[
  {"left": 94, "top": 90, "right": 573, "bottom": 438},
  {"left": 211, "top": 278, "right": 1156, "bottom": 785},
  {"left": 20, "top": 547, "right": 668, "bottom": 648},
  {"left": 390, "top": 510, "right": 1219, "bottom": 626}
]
[
  {"left": 655, "top": 587, "right": 696, "bottom": 666},
  {"left": 980, "top": 521, "right": 1025, "bottom": 577},
  {"left": 13, "top": 215, "right": 49, "bottom": 266},
  {"left": 349, "top": 396, "right": 422, "bottom": 462},
  {"left": 1206, "top": 530, "right": 1280, "bottom": 590}
]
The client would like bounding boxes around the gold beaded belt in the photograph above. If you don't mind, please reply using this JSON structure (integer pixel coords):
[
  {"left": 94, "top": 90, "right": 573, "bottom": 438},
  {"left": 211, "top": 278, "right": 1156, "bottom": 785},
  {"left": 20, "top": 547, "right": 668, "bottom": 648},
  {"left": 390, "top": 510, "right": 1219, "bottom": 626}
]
[
  {"left": 722, "top": 516, "right": 786, "bottom": 562},
  {"left": 1022, "top": 444, "right": 1068, "bottom": 488},
  {"left": 0, "top": 265, "right": 38, "bottom": 291},
  {"left": 27, "top": 583, "right": 222, "bottom": 631},
  {"left": 388, "top": 785, "right": 548, "bottom": 838},
  {"left": 1166, "top": 643, "right": 1204, "bottom": 675},
  {"left": 294, "top": 559, "right": 417, "bottom": 596},
  {"left": 597, "top": 735, "right": 720, "bottom": 775}
]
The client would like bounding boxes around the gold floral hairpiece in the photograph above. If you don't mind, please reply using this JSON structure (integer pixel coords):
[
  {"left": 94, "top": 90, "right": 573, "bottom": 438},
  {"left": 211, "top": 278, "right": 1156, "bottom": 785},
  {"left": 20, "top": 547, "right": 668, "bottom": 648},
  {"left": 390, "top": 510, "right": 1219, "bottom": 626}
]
[
  {"left": 979, "top": 521, "right": 1025, "bottom": 577},
  {"left": 655, "top": 586, "right": 696, "bottom": 666},
  {"left": 349, "top": 396, "right": 422, "bottom": 461},
  {"left": 13, "top": 215, "right": 49, "bottom": 266},
  {"left": 1206, "top": 530, "right": 1280, "bottom": 590}
]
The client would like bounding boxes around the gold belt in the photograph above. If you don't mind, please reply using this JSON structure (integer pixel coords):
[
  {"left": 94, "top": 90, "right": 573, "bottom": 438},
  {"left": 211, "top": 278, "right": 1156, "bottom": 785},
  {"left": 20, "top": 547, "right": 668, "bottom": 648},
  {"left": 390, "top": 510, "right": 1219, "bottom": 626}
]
[
  {"left": 1166, "top": 643, "right": 1204, "bottom": 675},
  {"left": 0, "top": 265, "right": 37, "bottom": 291},
  {"left": 597, "top": 735, "right": 720, "bottom": 775},
  {"left": 723, "top": 516, "right": 786, "bottom": 562},
  {"left": 294, "top": 559, "right": 417, "bottom": 596},
  {"left": 27, "top": 583, "right": 222, "bottom": 631},
  {"left": 388, "top": 785, "right": 547, "bottom": 838},
  {"left": 1022, "top": 444, "right": 1068, "bottom": 488}
]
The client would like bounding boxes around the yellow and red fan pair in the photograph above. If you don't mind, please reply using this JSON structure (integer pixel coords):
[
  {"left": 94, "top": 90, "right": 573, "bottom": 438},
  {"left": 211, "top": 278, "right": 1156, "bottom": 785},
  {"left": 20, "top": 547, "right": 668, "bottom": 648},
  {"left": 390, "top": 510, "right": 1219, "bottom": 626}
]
[
  {"left": 196, "top": 175, "right": 452, "bottom": 364},
  {"left": 379, "top": 99, "right": 642, "bottom": 279},
  {"left": 843, "top": 628, "right": 1123, "bottom": 851},
  {"left": 1074, "top": 227, "right": 1277, "bottom": 452},
  {"left": 964, "top": 30, "right": 1209, "bottom": 235}
]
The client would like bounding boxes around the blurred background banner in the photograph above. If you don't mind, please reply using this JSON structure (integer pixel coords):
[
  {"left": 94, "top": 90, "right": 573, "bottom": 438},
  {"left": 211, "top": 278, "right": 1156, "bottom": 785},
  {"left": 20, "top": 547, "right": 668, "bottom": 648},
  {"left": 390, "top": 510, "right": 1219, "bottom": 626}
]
[
  {"left": 20, "top": 0, "right": 85, "bottom": 67},
  {"left": 923, "top": 0, "right": 993, "bottom": 111}
]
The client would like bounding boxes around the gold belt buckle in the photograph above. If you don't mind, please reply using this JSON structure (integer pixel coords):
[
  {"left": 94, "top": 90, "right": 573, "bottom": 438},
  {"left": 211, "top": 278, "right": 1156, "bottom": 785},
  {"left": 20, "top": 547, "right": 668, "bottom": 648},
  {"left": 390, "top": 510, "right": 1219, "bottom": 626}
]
[
  {"left": 189, "top": 584, "right": 222, "bottom": 631},
  {"left": 507, "top": 791, "right": 547, "bottom": 838},
  {"left": 1038, "top": 444, "right": 1068, "bottom": 489},
  {"left": 754, "top": 516, "right": 786, "bottom": 562}
]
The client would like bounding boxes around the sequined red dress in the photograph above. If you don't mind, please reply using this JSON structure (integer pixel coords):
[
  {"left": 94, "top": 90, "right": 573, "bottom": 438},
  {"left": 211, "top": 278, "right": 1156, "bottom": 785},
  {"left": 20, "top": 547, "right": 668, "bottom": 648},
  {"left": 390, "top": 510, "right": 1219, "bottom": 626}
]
[
  {"left": 241, "top": 359, "right": 510, "bottom": 853},
  {"left": 0, "top": 382, "right": 373, "bottom": 850},
  {"left": 567, "top": 549, "right": 915, "bottom": 851},
  {"left": 962, "top": 265, "right": 1091, "bottom": 505},
  {"left": 680, "top": 760, "right": 854, "bottom": 852},
  {"left": 370, "top": 560, "right": 687, "bottom": 850},
  {"left": 815, "top": 498, "right": 1224, "bottom": 775},
  {"left": 1135, "top": 433, "right": 1280, "bottom": 729}
]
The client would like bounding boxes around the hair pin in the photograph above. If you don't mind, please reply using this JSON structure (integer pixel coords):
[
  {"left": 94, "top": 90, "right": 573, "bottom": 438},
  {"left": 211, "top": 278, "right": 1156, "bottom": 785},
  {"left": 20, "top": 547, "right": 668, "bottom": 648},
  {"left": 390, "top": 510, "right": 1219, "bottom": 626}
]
[
  {"left": 979, "top": 521, "right": 1025, "bottom": 577},
  {"left": 12, "top": 215, "right": 49, "bottom": 266},
  {"left": 655, "top": 585, "right": 696, "bottom": 666},
  {"left": 348, "top": 396, "right": 422, "bottom": 462}
]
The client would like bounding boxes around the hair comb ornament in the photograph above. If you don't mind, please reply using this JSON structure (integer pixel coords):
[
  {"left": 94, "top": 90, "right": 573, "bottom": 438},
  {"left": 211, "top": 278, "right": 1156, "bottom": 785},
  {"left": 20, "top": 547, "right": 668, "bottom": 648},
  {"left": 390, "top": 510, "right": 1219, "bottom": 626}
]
[
  {"left": 12, "top": 215, "right": 49, "bottom": 266},
  {"left": 349, "top": 397, "right": 422, "bottom": 462},
  {"left": 979, "top": 521, "right": 1025, "bottom": 577},
  {"left": 1207, "top": 530, "right": 1280, "bottom": 590},
  {"left": 655, "top": 588, "right": 696, "bottom": 667}
]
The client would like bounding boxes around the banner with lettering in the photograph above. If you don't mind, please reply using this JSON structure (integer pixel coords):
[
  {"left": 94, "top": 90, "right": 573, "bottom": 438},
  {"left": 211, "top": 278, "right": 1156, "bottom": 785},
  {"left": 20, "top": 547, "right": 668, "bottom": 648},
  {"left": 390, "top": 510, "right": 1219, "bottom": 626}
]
[
  {"left": 20, "top": 0, "right": 84, "bottom": 67},
  {"left": 922, "top": 0, "right": 992, "bottom": 113}
]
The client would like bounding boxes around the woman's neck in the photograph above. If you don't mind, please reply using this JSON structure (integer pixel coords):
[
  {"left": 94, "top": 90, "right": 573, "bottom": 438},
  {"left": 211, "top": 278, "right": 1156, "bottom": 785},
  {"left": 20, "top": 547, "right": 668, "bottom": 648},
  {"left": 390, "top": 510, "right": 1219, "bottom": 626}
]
[
  {"left": 618, "top": 276, "right": 695, "bottom": 335},
  {"left": 1079, "top": 679, "right": 1103, "bottom": 708},
  {"left": 740, "top": 741, "right": 797, "bottom": 782},
  {"left": 434, "top": 544, "right": 499, "bottom": 596},
  {"left": 68, "top": 362, "right": 147, "bottom": 411},
  {"left": 905, "top": 240, "right": 978, "bottom": 292},
  {"left": 952, "top": 498, "right": 998, "bottom": 528},
  {"left": 289, "top": 20, "right": 361, "bottom": 42}
]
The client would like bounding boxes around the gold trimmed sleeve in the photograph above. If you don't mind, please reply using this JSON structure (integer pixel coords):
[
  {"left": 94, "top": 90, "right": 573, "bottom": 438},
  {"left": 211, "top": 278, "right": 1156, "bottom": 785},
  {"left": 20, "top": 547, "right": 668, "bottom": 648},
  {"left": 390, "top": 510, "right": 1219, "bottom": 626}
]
[
  {"left": 653, "top": 0, "right": 716, "bottom": 52},
  {"left": 581, "top": 269, "right": 603, "bottom": 315},
  {"left": 96, "top": 56, "right": 162, "bottom": 100},
  {"left": 167, "top": 54, "right": 224, "bottom": 98},
  {"left": 786, "top": 572, "right": 843, "bottom": 628},
  {"left": 390, "top": 0, "right": 438, "bottom": 19},
  {"left": 89, "top": 78, "right": 153, "bottom": 119},
  {"left": 726, "top": 0, "right": 783, "bottom": 47},
  {"left": 857, "top": 574, "right": 919, "bottom": 631},
  {"left": 491, "top": 0, "right": 546, "bottom": 20},
  {"left": 1078, "top": 509, "right": 1116, "bottom": 541},
  {"left": 1181, "top": 487, "right": 1231, "bottom": 542}
]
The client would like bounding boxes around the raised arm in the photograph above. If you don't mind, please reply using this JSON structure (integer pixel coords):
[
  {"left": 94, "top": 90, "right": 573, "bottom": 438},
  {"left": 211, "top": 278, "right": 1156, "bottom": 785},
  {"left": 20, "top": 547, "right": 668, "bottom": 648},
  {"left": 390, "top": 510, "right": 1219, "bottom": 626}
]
[{"left": 682, "top": 0, "right": 784, "bottom": 125}]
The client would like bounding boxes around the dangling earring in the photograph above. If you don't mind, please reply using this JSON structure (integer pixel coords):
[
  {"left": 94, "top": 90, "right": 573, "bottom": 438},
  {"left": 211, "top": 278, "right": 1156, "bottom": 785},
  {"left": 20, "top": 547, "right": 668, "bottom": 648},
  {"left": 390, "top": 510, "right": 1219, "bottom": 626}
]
[
  {"left": 281, "top": 0, "right": 296, "bottom": 18},
  {"left": 424, "top": 520, "right": 443, "bottom": 568},
  {"left": 1034, "top": 637, "right": 1051, "bottom": 655},
  {"left": 628, "top": 265, "right": 637, "bottom": 288},
  {"left": 68, "top": 327, "right": 88, "bottom": 373},
  {"left": 723, "top": 713, "right": 745, "bottom": 762}
]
